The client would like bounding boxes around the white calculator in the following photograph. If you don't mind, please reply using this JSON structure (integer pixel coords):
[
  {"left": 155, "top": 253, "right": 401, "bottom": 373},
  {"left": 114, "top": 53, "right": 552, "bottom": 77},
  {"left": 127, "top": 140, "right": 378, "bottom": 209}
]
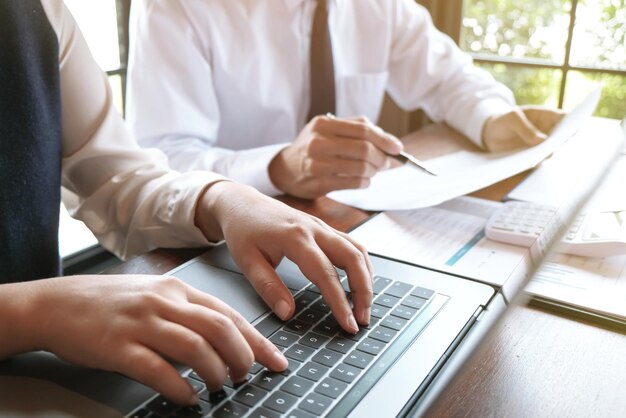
[{"left": 485, "top": 201, "right": 626, "bottom": 258}]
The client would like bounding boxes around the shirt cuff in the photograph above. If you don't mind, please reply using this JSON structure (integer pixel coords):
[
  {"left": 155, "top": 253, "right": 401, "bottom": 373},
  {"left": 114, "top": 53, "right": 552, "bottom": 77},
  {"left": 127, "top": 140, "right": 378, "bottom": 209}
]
[
  {"left": 170, "top": 172, "right": 230, "bottom": 246},
  {"left": 211, "top": 143, "right": 290, "bottom": 196},
  {"left": 461, "top": 98, "right": 516, "bottom": 148}
]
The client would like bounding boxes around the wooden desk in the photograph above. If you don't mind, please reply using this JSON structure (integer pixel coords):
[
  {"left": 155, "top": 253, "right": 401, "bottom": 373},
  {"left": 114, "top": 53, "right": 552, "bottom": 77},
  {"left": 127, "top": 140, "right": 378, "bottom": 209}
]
[{"left": 108, "top": 124, "right": 626, "bottom": 417}]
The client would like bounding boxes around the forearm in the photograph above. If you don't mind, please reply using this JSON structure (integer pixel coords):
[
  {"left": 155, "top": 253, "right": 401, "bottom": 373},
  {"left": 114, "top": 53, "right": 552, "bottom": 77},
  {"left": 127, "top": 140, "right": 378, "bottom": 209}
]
[
  {"left": 388, "top": 0, "right": 515, "bottom": 146},
  {"left": 154, "top": 135, "right": 289, "bottom": 196},
  {"left": 54, "top": 2, "right": 226, "bottom": 259},
  {"left": 0, "top": 282, "right": 42, "bottom": 359}
]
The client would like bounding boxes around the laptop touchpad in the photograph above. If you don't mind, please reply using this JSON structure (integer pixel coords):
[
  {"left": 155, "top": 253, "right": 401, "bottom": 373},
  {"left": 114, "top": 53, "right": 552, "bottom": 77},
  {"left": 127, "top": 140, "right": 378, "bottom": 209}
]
[{"left": 173, "top": 261, "right": 270, "bottom": 323}]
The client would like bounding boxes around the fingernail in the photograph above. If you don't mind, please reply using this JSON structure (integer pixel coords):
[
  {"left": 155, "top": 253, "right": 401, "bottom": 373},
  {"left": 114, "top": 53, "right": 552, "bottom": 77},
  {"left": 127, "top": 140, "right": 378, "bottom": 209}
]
[
  {"left": 347, "top": 313, "right": 359, "bottom": 333},
  {"left": 189, "top": 392, "right": 199, "bottom": 405},
  {"left": 274, "top": 299, "right": 291, "bottom": 321}
]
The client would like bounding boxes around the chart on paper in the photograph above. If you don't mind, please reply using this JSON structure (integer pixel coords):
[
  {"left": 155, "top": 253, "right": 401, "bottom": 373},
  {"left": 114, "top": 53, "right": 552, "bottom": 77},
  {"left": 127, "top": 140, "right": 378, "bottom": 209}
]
[{"left": 349, "top": 197, "right": 532, "bottom": 297}]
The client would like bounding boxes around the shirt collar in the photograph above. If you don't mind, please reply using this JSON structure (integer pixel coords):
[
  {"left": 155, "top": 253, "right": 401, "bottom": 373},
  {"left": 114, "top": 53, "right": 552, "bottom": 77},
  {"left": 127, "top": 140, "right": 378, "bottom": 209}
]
[{"left": 284, "top": 0, "right": 341, "bottom": 12}]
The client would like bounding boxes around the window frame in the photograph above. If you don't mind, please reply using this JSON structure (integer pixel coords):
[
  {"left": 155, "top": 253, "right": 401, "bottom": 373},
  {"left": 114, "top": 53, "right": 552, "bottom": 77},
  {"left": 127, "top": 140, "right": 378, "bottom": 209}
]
[
  {"left": 455, "top": 0, "right": 626, "bottom": 110},
  {"left": 418, "top": 0, "right": 626, "bottom": 109}
]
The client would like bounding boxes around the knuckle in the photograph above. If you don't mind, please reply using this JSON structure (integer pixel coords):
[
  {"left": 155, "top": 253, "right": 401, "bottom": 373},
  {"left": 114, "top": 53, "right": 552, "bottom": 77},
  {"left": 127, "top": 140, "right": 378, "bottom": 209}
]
[
  {"left": 306, "top": 136, "right": 323, "bottom": 155},
  {"left": 364, "top": 143, "right": 379, "bottom": 161},
  {"left": 352, "top": 239, "right": 368, "bottom": 254},
  {"left": 156, "top": 276, "right": 186, "bottom": 291},
  {"left": 310, "top": 116, "right": 325, "bottom": 130},
  {"left": 225, "top": 310, "right": 247, "bottom": 332},
  {"left": 356, "top": 124, "right": 371, "bottom": 138},
  {"left": 134, "top": 292, "right": 164, "bottom": 312},
  {"left": 288, "top": 222, "right": 311, "bottom": 240},
  {"left": 209, "top": 312, "right": 235, "bottom": 337},
  {"left": 179, "top": 334, "right": 207, "bottom": 363},
  {"left": 133, "top": 354, "right": 165, "bottom": 382},
  {"left": 257, "top": 278, "right": 282, "bottom": 300},
  {"left": 348, "top": 246, "right": 367, "bottom": 265}
]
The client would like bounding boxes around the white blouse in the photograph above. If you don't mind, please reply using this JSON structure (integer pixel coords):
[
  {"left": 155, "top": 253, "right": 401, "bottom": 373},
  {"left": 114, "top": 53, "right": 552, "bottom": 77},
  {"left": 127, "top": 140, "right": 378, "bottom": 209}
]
[{"left": 41, "top": 0, "right": 225, "bottom": 259}]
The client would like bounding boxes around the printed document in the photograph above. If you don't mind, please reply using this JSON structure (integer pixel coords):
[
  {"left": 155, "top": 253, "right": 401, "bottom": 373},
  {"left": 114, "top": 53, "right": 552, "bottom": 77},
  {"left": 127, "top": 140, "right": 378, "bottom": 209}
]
[
  {"left": 525, "top": 154, "right": 626, "bottom": 321},
  {"left": 349, "top": 196, "right": 532, "bottom": 299},
  {"left": 329, "top": 86, "right": 601, "bottom": 211},
  {"left": 527, "top": 252, "right": 626, "bottom": 321}
]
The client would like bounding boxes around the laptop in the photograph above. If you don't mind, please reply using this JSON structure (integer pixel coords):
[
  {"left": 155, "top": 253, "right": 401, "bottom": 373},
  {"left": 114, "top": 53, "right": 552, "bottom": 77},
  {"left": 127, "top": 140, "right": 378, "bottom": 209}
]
[{"left": 0, "top": 121, "right": 623, "bottom": 418}]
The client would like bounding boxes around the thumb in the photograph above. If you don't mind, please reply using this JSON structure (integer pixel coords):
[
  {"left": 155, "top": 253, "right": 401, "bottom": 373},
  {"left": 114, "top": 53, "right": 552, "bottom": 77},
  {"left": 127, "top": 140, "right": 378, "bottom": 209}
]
[
  {"left": 370, "top": 125, "right": 404, "bottom": 155},
  {"left": 511, "top": 110, "right": 547, "bottom": 146},
  {"left": 232, "top": 246, "right": 294, "bottom": 321}
]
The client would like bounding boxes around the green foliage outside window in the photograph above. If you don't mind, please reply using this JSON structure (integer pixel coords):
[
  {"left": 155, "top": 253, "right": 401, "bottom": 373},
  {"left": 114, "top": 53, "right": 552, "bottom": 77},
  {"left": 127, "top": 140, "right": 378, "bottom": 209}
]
[{"left": 461, "top": 0, "right": 626, "bottom": 120}]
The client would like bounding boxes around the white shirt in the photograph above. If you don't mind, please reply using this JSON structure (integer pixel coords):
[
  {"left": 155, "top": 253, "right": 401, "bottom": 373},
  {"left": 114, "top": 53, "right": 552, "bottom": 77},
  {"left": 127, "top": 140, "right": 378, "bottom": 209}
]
[
  {"left": 127, "top": 0, "right": 516, "bottom": 196},
  {"left": 41, "top": 0, "right": 224, "bottom": 259}
]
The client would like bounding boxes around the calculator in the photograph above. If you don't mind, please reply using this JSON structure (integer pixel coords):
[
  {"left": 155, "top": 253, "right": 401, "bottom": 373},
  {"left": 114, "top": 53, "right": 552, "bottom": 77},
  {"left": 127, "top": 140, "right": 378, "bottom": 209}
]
[{"left": 485, "top": 201, "right": 626, "bottom": 258}]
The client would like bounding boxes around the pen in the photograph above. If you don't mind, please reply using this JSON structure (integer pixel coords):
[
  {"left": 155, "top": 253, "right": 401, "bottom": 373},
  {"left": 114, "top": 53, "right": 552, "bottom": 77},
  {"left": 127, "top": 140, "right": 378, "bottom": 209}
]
[
  {"left": 325, "top": 113, "right": 437, "bottom": 176},
  {"left": 393, "top": 151, "right": 438, "bottom": 176}
]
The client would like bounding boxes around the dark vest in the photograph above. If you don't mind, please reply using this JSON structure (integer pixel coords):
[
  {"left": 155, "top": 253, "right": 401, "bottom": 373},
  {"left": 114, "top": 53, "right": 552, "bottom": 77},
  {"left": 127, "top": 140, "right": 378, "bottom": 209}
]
[{"left": 0, "top": 0, "right": 62, "bottom": 283}]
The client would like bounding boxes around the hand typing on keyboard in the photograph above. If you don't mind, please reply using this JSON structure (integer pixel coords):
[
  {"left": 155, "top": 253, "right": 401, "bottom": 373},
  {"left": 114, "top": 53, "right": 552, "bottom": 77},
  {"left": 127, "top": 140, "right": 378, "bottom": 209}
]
[
  {"left": 196, "top": 182, "right": 374, "bottom": 334},
  {"left": 0, "top": 274, "right": 288, "bottom": 407},
  {"left": 2, "top": 183, "right": 375, "bottom": 412},
  {"left": 130, "top": 277, "right": 439, "bottom": 417}
]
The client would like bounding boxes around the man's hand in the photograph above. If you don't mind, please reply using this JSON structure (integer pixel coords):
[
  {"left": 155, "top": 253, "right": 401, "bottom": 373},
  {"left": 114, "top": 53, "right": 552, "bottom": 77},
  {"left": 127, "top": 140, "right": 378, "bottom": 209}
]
[
  {"left": 482, "top": 105, "right": 565, "bottom": 152},
  {"left": 196, "top": 181, "right": 373, "bottom": 334},
  {"left": 0, "top": 275, "right": 287, "bottom": 405},
  {"left": 268, "top": 115, "right": 403, "bottom": 198}
]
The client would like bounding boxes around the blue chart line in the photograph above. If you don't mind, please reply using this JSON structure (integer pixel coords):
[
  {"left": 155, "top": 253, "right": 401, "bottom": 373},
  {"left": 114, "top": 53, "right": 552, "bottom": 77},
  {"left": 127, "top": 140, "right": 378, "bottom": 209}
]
[{"left": 445, "top": 230, "right": 485, "bottom": 266}]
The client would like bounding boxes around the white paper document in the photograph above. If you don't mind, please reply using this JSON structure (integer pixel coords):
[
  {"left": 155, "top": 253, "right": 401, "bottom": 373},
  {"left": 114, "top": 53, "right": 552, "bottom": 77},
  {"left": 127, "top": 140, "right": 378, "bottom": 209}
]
[
  {"left": 506, "top": 117, "right": 626, "bottom": 207},
  {"left": 527, "top": 252, "right": 626, "bottom": 321},
  {"left": 329, "top": 86, "right": 602, "bottom": 211},
  {"left": 349, "top": 196, "right": 532, "bottom": 299},
  {"left": 524, "top": 153, "right": 626, "bottom": 321}
]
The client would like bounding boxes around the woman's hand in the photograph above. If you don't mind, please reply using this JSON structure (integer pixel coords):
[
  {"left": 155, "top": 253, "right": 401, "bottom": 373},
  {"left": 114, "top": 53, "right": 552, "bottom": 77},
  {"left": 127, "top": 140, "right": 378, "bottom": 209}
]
[
  {"left": 0, "top": 275, "right": 288, "bottom": 405},
  {"left": 195, "top": 181, "right": 374, "bottom": 334}
]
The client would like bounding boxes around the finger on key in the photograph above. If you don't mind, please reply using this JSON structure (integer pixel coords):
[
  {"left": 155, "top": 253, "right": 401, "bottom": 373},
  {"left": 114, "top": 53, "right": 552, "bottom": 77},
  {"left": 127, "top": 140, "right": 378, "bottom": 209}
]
[
  {"left": 138, "top": 319, "right": 229, "bottom": 391},
  {"left": 229, "top": 246, "right": 295, "bottom": 322},
  {"left": 315, "top": 230, "right": 373, "bottom": 326},
  {"left": 284, "top": 241, "right": 358, "bottom": 334},
  {"left": 186, "top": 286, "right": 288, "bottom": 373},
  {"left": 117, "top": 343, "right": 200, "bottom": 405},
  {"left": 162, "top": 301, "right": 253, "bottom": 385}
]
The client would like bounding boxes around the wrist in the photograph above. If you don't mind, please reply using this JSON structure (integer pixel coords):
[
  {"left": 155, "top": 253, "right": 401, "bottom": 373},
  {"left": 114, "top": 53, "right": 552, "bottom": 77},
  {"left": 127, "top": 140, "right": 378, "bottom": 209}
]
[
  {"left": 268, "top": 149, "right": 291, "bottom": 194},
  {"left": 0, "top": 281, "right": 47, "bottom": 357},
  {"left": 194, "top": 180, "right": 235, "bottom": 242},
  {"left": 195, "top": 180, "right": 261, "bottom": 243}
]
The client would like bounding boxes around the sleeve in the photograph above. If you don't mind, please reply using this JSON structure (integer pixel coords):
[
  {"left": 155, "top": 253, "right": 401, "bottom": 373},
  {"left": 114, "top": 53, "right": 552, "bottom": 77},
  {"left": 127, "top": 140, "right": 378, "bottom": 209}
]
[
  {"left": 385, "top": 0, "right": 516, "bottom": 147},
  {"left": 42, "top": 0, "right": 227, "bottom": 259},
  {"left": 126, "top": 0, "right": 284, "bottom": 196}
]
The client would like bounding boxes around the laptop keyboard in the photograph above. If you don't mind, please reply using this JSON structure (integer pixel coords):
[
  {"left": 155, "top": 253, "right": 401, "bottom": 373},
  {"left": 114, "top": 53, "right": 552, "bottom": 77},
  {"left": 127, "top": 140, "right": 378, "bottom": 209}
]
[{"left": 128, "top": 276, "right": 440, "bottom": 418}]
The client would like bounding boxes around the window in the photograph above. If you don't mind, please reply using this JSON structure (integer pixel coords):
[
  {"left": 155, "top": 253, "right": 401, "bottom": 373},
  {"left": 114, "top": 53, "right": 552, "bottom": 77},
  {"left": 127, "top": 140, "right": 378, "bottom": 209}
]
[
  {"left": 460, "top": 0, "right": 626, "bottom": 119},
  {"left": 64, "top": 0, "right": 129, "bottom": 114}
]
